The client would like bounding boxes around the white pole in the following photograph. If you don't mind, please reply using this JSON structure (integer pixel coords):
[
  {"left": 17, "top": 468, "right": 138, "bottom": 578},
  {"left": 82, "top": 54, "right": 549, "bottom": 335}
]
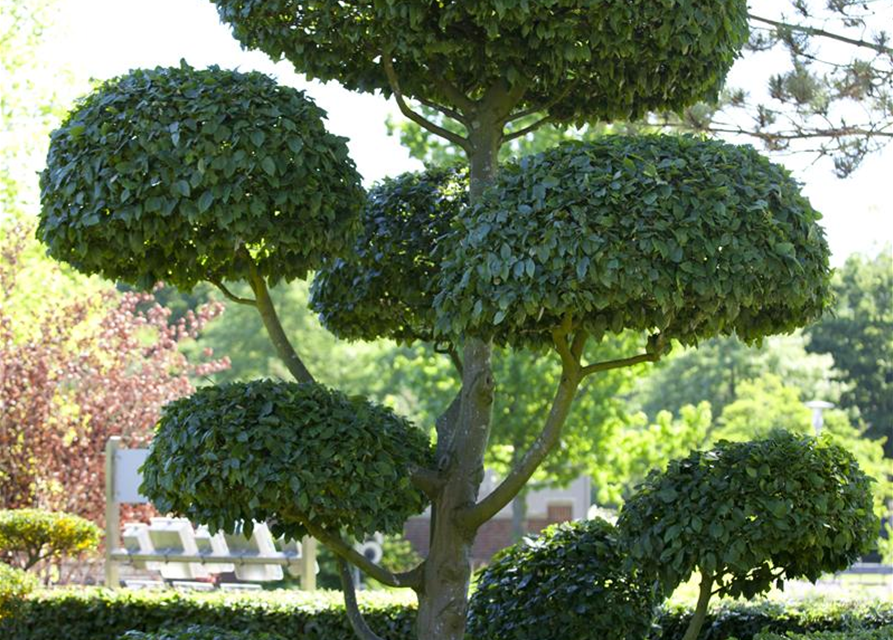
[{"left": 105, "top": 437, "right": 122, "bottom": 589}]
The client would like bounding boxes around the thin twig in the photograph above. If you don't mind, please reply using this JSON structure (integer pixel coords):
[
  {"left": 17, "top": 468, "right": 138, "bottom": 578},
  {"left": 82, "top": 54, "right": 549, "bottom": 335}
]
[{"left": 749, "top": 13, "right": 893, "bottom": 56}]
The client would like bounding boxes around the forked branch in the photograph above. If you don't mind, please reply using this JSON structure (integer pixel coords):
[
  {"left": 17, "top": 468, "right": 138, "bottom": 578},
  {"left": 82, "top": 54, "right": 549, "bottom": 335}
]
[
  {"left": 210, "top": 279, "right": 257, "bottom": 306},
  {"left": 382, "top": 53, "right": 472, "bottom": 152}
]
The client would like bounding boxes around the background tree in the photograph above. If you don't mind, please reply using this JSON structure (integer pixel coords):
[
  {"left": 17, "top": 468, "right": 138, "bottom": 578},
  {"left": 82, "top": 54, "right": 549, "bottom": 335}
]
[
  {"left": 0, "top": 509, "right": 101, "bottom": 574},
  {"left": 0, "top": 223, "right": 227, "bottom": 521},
  {"left": 38, "top": 4, "right": 835, "bottom": 640},
  {"left": 806, "top": 247, "right": 893, "bottom": 449},
  {"left": 631, "top": 333, "right": 842, "bottom": 420}
]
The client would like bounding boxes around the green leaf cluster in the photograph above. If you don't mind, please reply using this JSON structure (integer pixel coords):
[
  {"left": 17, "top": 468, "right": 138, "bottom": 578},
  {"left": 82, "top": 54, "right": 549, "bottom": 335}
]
[
  {"left": 0, "top": 563, "right": 36, "bottom": 621},
  {"left": 310, "top": 168, "right": 467, "bottom": 343},
  {"left": 140, "top": 380, "right": 433, "bottom": 541},
  {"left": 466, "top": 518, "right": 659, "bottom": 640},
  {"left": 0, "top": 509, "right": 102, "bottom": 570},
  {"left": 618, "top": 431, "right": 878, "bottom": 598},
  {"left": 38, "top": 64, "right": 363, "bottom": 290},
  {"left": 120, "top": 625, "right": 285, "bottom": 640},
  {"left": 753, "top": 631, "right": 893, "bottom": 640},
  {"left": 436, "top": 136, "right": 831, "bottom": 349},
  {"left": 213, "top": 0, "right": 748, "bottom": 122}
]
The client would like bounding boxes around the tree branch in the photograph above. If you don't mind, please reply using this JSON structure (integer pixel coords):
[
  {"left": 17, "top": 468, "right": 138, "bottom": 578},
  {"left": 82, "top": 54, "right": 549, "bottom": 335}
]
[
  {"left": 748, "top": 13, "right": 893, "bottom": 56},
  {"left": 247, "top": 260, "right": 314, "bottom": 384},
  {"left": 580, "top": 351, "right": 661, "bottom": 377},
  {"left": 432, "top": 75, "right": 477, "bottom": 114},
  {"left": 503, "top": 114, "right": 554, "bottom": 142},
  {"left": 209, "top": 279, "right": 257, "bottom": 306},
  {"left": 458, "top": 330, "right": 582, "bottom": 530},
  {"left": 410, "top": 466, "right": 445, "bottom": 499},
  {"left": 303, "top": 520, "right": 423, "bottom": 590},
  {"left": 338, "top": 558, "right": 387, "bottom": 640},
  {"left": 382, "top": 53, "right": 472, "bottom": 152}
]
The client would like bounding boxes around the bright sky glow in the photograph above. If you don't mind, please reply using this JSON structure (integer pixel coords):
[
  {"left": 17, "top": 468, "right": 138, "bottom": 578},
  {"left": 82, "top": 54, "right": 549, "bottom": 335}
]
[{"left": 41, "top": 0, "right": 893, "bottom": 266}]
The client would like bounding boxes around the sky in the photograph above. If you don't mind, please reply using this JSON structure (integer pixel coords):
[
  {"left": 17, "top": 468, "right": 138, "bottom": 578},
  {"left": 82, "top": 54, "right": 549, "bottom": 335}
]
[{"left": 40, "top": 0, "right": 893, "bottom": 266}]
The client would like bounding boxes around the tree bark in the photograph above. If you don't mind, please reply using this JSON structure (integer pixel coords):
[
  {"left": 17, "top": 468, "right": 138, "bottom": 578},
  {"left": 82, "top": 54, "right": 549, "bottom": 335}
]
[
  {"left": 510, "top": 490, "right": 528, "bottom": 542},
  {"left": 682, "top": 571, "right": 714, "bottom": 640},
  {"left": 414, "top": 119, "right": 500, "bottom": 640}
]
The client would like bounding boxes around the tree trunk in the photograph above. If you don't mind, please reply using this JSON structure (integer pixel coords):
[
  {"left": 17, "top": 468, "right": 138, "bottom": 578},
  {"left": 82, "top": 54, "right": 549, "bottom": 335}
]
[
  {"left": 681, "top": 571, "right": 714, "bottom": 640},
  {"left": 510, "top": 490, "right": 528, "bottom": 542},
  {"left": 415, "top": 121, "right": 500, "bottom": 640}
]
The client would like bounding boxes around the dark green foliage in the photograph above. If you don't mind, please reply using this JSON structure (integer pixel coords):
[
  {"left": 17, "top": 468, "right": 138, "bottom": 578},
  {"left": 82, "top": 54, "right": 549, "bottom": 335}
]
[
  {"left": 436, "top": 136, "right": 831, "bottom": 349},
  {"left": 0, "top": 509, "right": 102, "bottom": 571},
  {"left": 120, "top": 626, "right": 285, "bottom": 640},
  {"left": 5, "top": 589, "right": 893, "bottom": 640},
  {"left": 140, "top": 380, "right": 433, "bottom": 541},
  {"left": 212, "top": 0, "right": 749, "bottom": 123},
  {"left": 467, "top": 518, "right": 659, "bottom": 640},
  {"left": 310, "top": 168, "right": 467, "bottom": 343},
  {"left": 754, "top": 630, "right": 893, "bottom": 640},
  {"left": 618, "top": 431, "right": 878, "bottom": 598},
  {"left": 655, "top": 599, "right": 893, "bottom": 640},
  {"left": 0, "top": 563, "right": 36, "bottom": 620},
  {"left": 1, "top": 589, "right": 416, "bottom": 640},
  {"left": 38, "top": 64, "right": 363, "bottom": 290}
]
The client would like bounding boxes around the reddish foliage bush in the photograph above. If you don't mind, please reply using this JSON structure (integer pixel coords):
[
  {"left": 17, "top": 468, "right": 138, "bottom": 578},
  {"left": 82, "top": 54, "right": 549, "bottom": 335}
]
[{"left": 0, "top": 224, "right": 228, "bottom": 524}]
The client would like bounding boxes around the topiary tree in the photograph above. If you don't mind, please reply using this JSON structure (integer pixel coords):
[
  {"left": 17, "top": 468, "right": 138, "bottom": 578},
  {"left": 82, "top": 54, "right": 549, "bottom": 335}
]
[
  {"left": 466, "top": 518, "right": 659, "bottom": 640},
  {"left": 618, "top": 430, "right": 879, "bottom": 640},
  {"left": 38, "top": 3, "right": 835, "bottom": 638},
  {"left": 0, "top": 509, "right": 102, "bottom": 572}
]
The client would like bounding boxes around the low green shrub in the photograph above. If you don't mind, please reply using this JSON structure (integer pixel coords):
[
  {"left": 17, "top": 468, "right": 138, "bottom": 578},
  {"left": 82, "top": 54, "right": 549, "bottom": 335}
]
[
  {"left": 120, "top": 625, "right": 286, "bottom": 640},
  {"left": 0, "top": 509, "right": 102, "bottom": 571},
  {"left": 752, "top": 628, "right": 893, "bottom": 640},
  {"left": 655, "top": 599, "right": 893, "bottom": 640},
  {"left": 0, "top": 563, "right": 38, "bottom": 620},
  {"left": 3, "top": 588, "right": 891, "bottom": 640},
  {"left": 467, "top": 518, "right": 660, "bottom": 640},
  {"left": 0, "top": 588, "right": 415, "bottom": 640}
]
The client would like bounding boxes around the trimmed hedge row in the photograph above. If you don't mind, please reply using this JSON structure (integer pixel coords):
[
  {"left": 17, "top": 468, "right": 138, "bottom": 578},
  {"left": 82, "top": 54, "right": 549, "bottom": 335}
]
[{"left": 1, "top": 589, "right": 890, "bottom": 640}]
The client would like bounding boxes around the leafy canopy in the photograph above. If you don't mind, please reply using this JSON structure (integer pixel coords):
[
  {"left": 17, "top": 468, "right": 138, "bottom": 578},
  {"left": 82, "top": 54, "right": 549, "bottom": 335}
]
[
  {"left": 140, "top": 380, "right": 433, "bottom": 541},
  {"left": 618, "top": 431, "right": 878, "bottom": 598},
  {"left": 436, "top": 135, "right": 831, "bottom": 349},
  {"left": 310, "top": 168, "right": 467, "bottom": 344},
  {"left": 467, "top": 518, "right": 659, "bottom": 640},
  {"left": 38, "top": 63, "right": 363, "bottom": 291},
  {"left": 213, "top": 0, "right": 748, "bottom": 123},
  {"left": 0, "top": 563, "right": 37, "bottom": 621}
]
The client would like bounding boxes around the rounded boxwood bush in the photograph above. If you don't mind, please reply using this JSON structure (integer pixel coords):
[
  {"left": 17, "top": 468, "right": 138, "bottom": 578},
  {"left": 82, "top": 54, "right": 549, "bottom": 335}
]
[
  {"left": 0, "top": 563, "right": 37, "bottom": 620},
  {"left": 38, "top": 63, "right": 364, "bottom": 291},
  {"left": 618, "top": 430, "right": 878, "bottom": 600},
  {"left": 0, "top": 509, "right": 101, "bottom": 571},
  {"left": 120, "top": 625, "right": 285, "bottom": 640},
  {"left": 310, "top": 167, "right": 467, "bottom": 344},
  {"left": 436, "top": 136, "right": 831, "bottom": 349},
  {"left": 467, "top": 518, "right": 659, "bottom": 640},
  {"left": 213, "top": 0, "right": 748, "bottom": 124},
  {"left": 141, "top": 380, "right": 434, "bottom": 541}
]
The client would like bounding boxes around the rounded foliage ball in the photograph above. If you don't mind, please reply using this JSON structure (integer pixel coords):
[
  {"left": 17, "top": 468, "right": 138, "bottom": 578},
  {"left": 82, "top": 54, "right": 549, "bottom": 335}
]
[
  {"left": 39, "top": 64, "right": 364, "bottom": 291},
  {"left": 310, "top": 168, "right": 467, "bottom": 343},
  {"left": 140, "top": 380, "right": 433, "bottom": 541},
  {"left": 436, "top": 136, "right": 831, "bottom": 349},
  {"left": 617, "top": 430, "right": 878, "bottom": 598},
  {"left": 0, "top": 563, "right": 37, "bottom": 620},
  {"left": 0, "top": 509, "right": 102, "bottom": 567},
  {"left": 213, "top": 0, "right": 748, "bottom": 122},
  {"left": 467, "top": 518, "right": 659, "bottom": 640}
]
